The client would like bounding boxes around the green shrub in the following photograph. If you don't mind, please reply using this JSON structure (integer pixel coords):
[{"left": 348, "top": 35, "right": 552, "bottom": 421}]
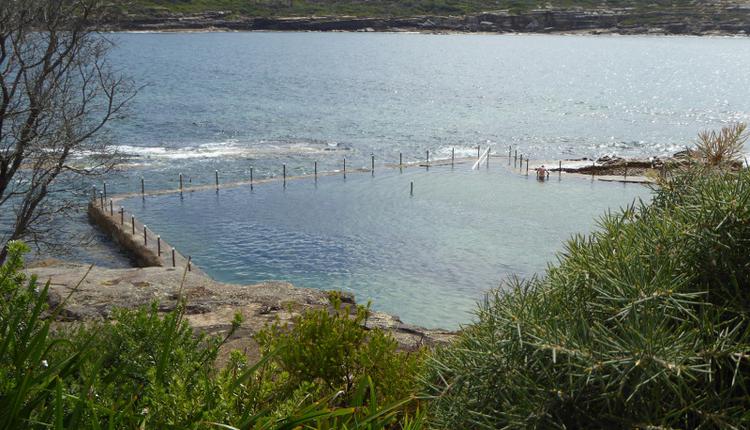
[
  {"left": 256, "top": 292, "right": 425, "bottom": 410},
  {"left": 425, "top": 166, "right": 750, "bottom": 428},
  {"left": 0, "top": 244, "right": 425, "bottom": 429}
]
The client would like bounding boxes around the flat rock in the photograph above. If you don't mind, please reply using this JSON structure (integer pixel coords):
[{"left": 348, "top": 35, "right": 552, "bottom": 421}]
[{"left": 27, "top": 263, "right": 455, "bottom": 365}]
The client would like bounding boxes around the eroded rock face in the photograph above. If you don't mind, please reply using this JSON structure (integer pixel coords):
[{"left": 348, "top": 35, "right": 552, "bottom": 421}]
[{"left": 27, "top": 262, "right": 455, "bottom": 365}]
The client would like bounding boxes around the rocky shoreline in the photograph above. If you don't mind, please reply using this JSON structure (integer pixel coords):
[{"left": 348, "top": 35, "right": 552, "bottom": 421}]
[
  {"left": 28, "top": 261, "right": 454, "bottom": 366},
  {"left": 106, "top": 6, "right": 750, "bottom": 35}
]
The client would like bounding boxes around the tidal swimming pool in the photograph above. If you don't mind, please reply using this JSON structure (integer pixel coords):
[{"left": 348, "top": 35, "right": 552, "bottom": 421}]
[{"left": 122, "top": 166, "right": 650, "bottom": 329}]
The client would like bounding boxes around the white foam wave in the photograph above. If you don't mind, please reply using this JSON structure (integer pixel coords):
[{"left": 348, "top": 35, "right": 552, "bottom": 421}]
[{"left": 114, "top": 140, "right": 347, "bottom": 161}]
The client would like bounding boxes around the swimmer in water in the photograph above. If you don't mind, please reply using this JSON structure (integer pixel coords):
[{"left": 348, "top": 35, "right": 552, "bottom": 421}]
[{"left": 537, "top": 165, "right": 547, "bottom": 181}]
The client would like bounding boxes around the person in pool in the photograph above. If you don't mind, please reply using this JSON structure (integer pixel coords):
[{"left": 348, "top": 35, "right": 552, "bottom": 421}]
[{"left": 537, "top": 165, "right": 548, "bottom": 181}]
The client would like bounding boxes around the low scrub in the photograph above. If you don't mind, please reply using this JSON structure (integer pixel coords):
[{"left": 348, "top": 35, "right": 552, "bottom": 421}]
[
  {"left": 0, "top": 242, "right": 423, "bottom": 429},
  {"left": 425, "top": 162, "right": 750, "bottom": 427}
]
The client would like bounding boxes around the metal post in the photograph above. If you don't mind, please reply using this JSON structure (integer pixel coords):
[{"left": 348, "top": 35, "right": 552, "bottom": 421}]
[
  {"left": 526, "top": 159, "right": 529, "bottom": 176},
  {"left": 141, "top": 177, "right": 145, "bottom": 195},
  {"left": 143, "top": 225, "right": 147, "bottom": 246},
  {"left": 559, "top": 160, "right": 562, "bottom": 178},
  {"left": 250, "top": 167, "right": 254, "bottom": 190},
  {"left": 179, "top": 173, "right": 183, "bottom": 192},
  {"left": 120, "top": 207, "right": 124, "bottom": 225},
  {"left": 103, "top": 182, "right": 107, "bottom": 200},
  {"left": 508, "top": 146, "right": 511, "bottom": 165},
  {"left": 109, "top": 200, "right": 113, "bottom": 216},
  {"left": 477, "top": 145, "right": 480, "bottom": 159},
  {"left": 343, "top": 158, "right": 346, "bottom": 178},
  {"left": 157, "top": 235, "right": 161, "bottom": 256},
  {"left": 371, "top": 154, "right": 375, "bottom": 174},
  {"left": 171, "top": 248, "right": 176, "bottom": 267},
  {"left": 519, "top": 154, "right": 523, "bottom": 171},
  {"left": 215, "top": 170, "right": 219, "bottom": 191},
  {"left": 399, "top": 152, "right": 402, "bottom": 166},
  {"left": 314, "top": 161, "right": 317, "bottom": 180},
  {"left": 283, "top": 164, "right": 286, "bottom": 187},
  {"left": 486, "top": 148, "right": 490, "bottom": 167},
  {"left": 451, "top": 148, "right": 455, "bottom": 167},
  {"left": 410, "top": 181, "right": 413, "bottom": 196},
  {"left": 426, "top": 150, "right": 430, "bottom": 166},
  {"left": 99, "top": 192, "right": 104, "bottom": 209},
  {"left": 131, "top": 215, "right": 135, "bottom": 235},
  {"left": 514, "top": 149, "right": 518, "bottom": 167}
]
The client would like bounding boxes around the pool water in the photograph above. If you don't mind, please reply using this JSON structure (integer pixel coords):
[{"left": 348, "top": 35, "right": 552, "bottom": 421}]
[{"left": 122, "top": 165, "right": 650, "bottom": 329}]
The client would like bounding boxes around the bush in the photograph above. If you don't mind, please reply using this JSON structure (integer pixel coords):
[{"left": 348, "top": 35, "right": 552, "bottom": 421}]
[
  {"left": 256, "top": 292, "right": 425, "bottom": 410},
  {"left": 0, "top": 244, "right": 425, "bottom": 429},
  {"left": 424, "top": 165, "right": 750, "bottom": 428}
]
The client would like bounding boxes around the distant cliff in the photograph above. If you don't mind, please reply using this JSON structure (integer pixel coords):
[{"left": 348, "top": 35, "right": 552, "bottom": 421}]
[{"left": 107, "top": 4, "right": 750, "bottom": 35}]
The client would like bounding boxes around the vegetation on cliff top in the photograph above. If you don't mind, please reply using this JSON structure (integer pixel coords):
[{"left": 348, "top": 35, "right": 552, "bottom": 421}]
[
  {"left": 124, "top": 0, "right": 736, "bottom": 18},
  {"left": 0, "top": 243, "right": 425, "bottom": 429}
]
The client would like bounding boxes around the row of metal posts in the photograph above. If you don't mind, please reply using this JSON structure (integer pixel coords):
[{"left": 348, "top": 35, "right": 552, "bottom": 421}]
[
  {"left": 98, "top": 145, "right": 575, "bottom": 204},
  {"left": 93, "top": 145, "right": 582, "bottom": 268},
  {"left": 94, "top": 194, "right": 190, "bottom": 271}
]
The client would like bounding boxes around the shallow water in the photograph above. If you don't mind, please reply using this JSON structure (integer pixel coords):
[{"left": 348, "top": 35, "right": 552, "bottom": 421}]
[{"left": 122, "top": 165, "right": 649, "bottom": 329}]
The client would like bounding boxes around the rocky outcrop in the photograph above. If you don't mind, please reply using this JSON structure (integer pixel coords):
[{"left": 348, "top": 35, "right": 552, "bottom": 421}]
[
  {"left": 105, "top": 6, "right": 750, "bottom": 35},
  {"left": 28, "top": 262, "right": 455, "bottom": 366}
]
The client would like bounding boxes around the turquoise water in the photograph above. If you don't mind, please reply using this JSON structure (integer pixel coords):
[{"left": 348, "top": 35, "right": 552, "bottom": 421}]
[{"left": 122, "top": 165, "right": 649, "bottom": 329}]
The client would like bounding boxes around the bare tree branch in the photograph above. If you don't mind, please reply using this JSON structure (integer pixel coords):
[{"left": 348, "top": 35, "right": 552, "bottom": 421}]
[{"left": 0, "top": 0, "right": 135, "bottom": 263}]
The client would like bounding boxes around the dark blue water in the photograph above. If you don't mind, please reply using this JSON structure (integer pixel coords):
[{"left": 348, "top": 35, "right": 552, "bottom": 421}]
[
  {"left": 104, "top": 32, "right": 750, "bottom": 199},
  {"left": 122, "top": 165, "right": 649, "bottom": 328}
]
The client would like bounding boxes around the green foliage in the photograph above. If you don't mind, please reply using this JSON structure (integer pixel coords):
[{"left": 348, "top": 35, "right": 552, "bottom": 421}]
[
  {"left": 0, "top": 245, "right": 425, "bottom": 429},
  {"left": 256, "top": 292, "right": 425, "bottom": 410},
  {"left": 425, "top": 164, "right": 750, "bottom": 428}
]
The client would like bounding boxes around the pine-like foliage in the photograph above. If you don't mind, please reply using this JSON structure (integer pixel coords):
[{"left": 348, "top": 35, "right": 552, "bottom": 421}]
[{"left": 425, "top": 165, "right": 750, "bottom": 429}]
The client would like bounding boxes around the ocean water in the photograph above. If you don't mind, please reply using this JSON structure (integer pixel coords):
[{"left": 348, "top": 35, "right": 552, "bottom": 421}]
[
  {"left": 16, "top": 32, "right": 750, "bottom": 325},
  {"left": 104, "top": 31, "right": 750, "bottom": 198},
  {"left": 121, "top": 165, "right": 649, "bottom": 329}
]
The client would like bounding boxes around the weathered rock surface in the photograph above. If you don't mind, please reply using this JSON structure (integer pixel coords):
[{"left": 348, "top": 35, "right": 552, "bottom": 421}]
[
  {"left": 27, "top": 262, "right": 455, "bottom": 365},
  {"left": 105, "top": 6, "right": 750, "bottom": 35}
]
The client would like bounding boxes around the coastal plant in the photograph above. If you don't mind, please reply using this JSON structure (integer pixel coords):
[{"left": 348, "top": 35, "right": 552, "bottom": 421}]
[
  {"left": 255, "top": 292, "right": 425, "bottom": 413},
  {"left": 690, "top": 122, "right": 748, "bottom": 168},
  {"left": 424, "top": 156, "right": 750, "bottom": 427},
  {"left": 0, "top": 242, "right": 426, "bottom": 429}
]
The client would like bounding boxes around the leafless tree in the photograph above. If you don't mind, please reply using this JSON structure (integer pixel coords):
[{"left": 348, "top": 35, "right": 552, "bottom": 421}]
[{"left": 0, "top": 0, "right": 135, "bottom": 263}]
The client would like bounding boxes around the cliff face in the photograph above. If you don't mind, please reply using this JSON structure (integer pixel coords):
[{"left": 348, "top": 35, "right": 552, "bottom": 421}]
[{"left": 107, "top": 7, "right": 750, "bottom": 35}]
